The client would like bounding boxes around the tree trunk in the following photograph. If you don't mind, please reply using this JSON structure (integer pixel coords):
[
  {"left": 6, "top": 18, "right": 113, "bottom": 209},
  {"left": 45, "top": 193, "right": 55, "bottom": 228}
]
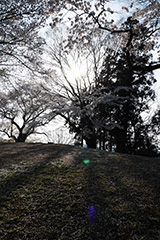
[
  {"left": 85, "top": 135, "right": 97, "bottom": 149},
  {"left": 109, "top": 134, "right": 113, "bottom": 152},
  {"left": 114, "top": 128, "right": 127, "bottom": 153},
  {"left": 16, "top": 133, "right": 28, "bottom": 142}
]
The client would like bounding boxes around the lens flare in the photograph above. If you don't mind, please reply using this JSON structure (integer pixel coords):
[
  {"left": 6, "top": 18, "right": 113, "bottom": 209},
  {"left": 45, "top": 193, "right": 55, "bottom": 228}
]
[
  {"left": 87, "top": 206, "right": 97, "bottom": 224},
  {"left": 83, "top": 159, "right": 90, "bottom": 164}
]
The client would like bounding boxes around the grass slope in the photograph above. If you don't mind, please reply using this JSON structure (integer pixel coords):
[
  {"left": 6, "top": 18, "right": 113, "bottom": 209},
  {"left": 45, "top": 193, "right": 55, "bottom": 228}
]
[{"left": 0, "top": 143, "right": 160, "bottom": 240}]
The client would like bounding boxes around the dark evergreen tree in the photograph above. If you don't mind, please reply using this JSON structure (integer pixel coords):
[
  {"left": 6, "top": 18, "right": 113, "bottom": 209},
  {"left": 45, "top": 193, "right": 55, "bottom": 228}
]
[
  {"left": 112, "top": 49, "right": 157, "bottom": 154},
  {"left": 95, "top": 19, "right": 158, "bottom": 155}
]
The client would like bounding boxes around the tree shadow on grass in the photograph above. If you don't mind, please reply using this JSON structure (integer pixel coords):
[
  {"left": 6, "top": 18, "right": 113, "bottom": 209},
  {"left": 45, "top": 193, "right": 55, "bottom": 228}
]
[
  {"left": 0, "top": 143, "right": 73, "bottom": 204},
  {"left": 113, "top": 153, "right": 160, "bottom": 195},
  {"left": 78, "top": 154, "right": 160, "bottom": 240}
]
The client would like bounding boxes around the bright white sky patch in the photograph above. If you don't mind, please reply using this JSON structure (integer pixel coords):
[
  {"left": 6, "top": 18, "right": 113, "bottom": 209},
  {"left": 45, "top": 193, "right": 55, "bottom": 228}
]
[{"left": 66, "top": 64, "right": 84, "bottom": 82}]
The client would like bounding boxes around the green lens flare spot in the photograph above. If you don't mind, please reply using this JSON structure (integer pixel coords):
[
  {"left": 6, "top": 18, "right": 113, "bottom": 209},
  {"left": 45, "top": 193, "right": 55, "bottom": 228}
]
[{"left": 83, "top": 160, "right": 90, "bottom": 164}]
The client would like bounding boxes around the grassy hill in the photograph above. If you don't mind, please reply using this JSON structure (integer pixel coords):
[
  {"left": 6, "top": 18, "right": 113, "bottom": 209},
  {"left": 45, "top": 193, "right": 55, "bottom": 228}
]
[{"left": 0, "top": 143, "right": 160, "bottom": 240}]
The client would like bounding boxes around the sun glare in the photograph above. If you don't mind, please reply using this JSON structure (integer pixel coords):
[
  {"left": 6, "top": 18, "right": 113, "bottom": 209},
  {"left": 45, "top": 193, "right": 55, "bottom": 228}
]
[{"left": 67, "top": 65, "right": 85, "bottom": 82}]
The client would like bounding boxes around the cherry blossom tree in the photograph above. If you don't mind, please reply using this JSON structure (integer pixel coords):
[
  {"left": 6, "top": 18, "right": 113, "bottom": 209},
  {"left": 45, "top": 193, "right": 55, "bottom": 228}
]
[
  {"left": 47, "top": 0, "right": 160, "bottom": 51},
  {"left": 0, "top": 83, "right": 57, "bottom": 142},
  {"left": 0, "top": 1, "right": 47, "bottom": 69},
  {"left": 46, "top": 126, "right": 74, "bottom": 145},
  {"left": 41, "top": 26, "right": 119, "bottom": 147},
  {"left": 1, "top": 0, "right": 159, "bottom": 77},
  {"left": 1, "top": 0, "right": 160, "bottom": 67}
]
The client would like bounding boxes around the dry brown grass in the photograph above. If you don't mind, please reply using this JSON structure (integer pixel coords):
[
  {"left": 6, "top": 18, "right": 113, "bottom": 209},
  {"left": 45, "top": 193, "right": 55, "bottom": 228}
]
[{"left": 0, "top": 143, "right": 160, "bottom": 239}]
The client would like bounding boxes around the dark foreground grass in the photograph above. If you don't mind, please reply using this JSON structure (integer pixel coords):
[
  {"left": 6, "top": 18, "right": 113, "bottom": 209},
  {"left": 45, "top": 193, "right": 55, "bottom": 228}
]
[{"left": 0, "top": 143, "right": 160, "bottom": 239}]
